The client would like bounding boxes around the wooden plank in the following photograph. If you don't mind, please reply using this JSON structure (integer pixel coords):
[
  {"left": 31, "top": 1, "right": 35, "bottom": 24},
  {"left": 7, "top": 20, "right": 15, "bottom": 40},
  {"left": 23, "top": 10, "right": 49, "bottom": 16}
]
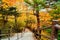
[
  {"left": 40, "top": 26, "right": 51, "bottom": 30},
  {"left": 40, "top": 34, "right": 51, "bottom": 39}
]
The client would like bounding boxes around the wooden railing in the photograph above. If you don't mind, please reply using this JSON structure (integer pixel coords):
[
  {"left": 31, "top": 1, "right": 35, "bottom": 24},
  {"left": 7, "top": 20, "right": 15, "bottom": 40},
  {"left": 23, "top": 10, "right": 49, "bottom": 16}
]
[{"left": 35, "top": 20, "right": 60, "bottom": 40}]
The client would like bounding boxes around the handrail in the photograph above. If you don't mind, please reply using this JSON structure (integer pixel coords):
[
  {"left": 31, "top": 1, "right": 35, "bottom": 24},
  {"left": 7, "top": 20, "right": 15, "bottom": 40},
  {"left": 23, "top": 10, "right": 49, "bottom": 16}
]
[
  {"left": 40, "top": 26, "right": 51, "bottom": 30},
  {"left": 40, "top": 34, "right": 51, "bottom": 39}
]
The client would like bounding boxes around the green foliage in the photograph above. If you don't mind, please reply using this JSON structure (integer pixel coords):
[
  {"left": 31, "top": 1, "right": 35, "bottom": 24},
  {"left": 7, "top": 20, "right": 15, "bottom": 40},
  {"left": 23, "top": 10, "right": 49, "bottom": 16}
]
[
  {"left": 50, "top": 9, "right": 60, "bottom": 19},
  {"left": 51, "top": 1, "right": 60, "bottom": 9},
  {"left": 8, "top": 7, "right": 19, "bottom": 16},
  {"left": 33, "top": 0, "right": 46, "bottom": 5},
  {"left": 24, "top": 0, "right": 34, "bottom": 6},
  {"left": 46, "top": 29, "right": 60, "bottom": 40},
  {"left": 0, "top": 7, "right": 8, "bottom": 15},
  {"left": 0, "top": 0, "right": 2, "bottom": 4},
  {"left": 45, "top": 28, "right": 52, "bottom": 34},
  {"left": 58, "top": 30, "right": 60, "bottom": 40},
  {"left": 49, "top": 1, "right": 60, "bottom": 20},
  {"left": 24, "top": 0, "right": 46, "bottom": 10}
]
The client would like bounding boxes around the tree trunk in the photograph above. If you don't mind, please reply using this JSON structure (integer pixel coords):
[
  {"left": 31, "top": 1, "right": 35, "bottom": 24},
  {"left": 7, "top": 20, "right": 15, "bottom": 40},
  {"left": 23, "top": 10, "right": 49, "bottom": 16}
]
[
  {"left": 15, "top": 15, "right": 17, "bottom": 27},
  {"left": 36, "top": 9, "right": 41, "bottom": 40},
  {"left": 15, "top": 16, "right": 17, "bottom": 26},
  {"left": 2, "top": 14, "right": 5, "bottom": 28},
  {"left": 5, "top": 14, "right": 8, "bottom": 23},
  {"left": 36, "top": 10, "right": 40, "bottom": 29},
  {"left": 33, "top": 3, "right": 41, "bottom": 40},
  {"left": 26, "top": 12, "right": 29, "bottom": 28},
  {"left": 2, "top": 14, "right": 8, "bottom": 28},
  {"left": 14, "top": 15, "right": 17, "bottom": 32},
  {"left": 14, "top": 15, "right": 19, "bottom": 40}
]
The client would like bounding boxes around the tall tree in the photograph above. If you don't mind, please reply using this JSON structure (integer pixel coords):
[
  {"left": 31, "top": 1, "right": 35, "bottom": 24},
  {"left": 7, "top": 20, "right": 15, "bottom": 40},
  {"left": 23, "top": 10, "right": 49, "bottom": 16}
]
[
  {"left": 24, "top": 0, "right": 46, "bottom": 40},
  {"left": 8, "top": 7, "right": 19, "bottom": 32},
  {"left": 0, "top": 5, "right": 9, "bottom": 28}
]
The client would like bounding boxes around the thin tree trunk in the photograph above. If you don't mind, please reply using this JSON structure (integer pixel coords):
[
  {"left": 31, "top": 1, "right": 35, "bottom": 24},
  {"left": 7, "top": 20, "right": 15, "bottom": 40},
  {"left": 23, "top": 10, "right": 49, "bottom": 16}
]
[
  {"left": 36, "top": 9, "right": 40, "bottom": 29},
  {"left": 14, "top": 15, "right": 17, "bottom": 32},
  {"left": 36, "top": 10, "right": 41, "bottom": 40},
  {"left": 14, "top": 15, "right": 19, "bottom": 40},
  {"left": 34, "top": 3, "right": 41, "bottom": 40},
  {"left": 33, "top": 4, "right": 41, "bottom": 40},
  {"left": 2, "top": 14, "right": 5, "bottom": 28},
  {"left": 2, "top": 14, "right": 8, "bottom": 28},
  {"left": 26, "top": 12, "right": 29, "bottom": 28},
  {"left": 5, "top": 14, "right": 8, "bottom": 23},
  {"left": 14, "top": 15, "right": 17, "bottom": 29}
]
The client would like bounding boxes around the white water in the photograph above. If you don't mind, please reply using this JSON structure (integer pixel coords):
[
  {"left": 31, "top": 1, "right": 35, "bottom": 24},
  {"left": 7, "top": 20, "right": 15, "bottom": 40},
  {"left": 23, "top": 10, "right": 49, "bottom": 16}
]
[
  {"left": 1, "top": 32, "right": 35, "bottom": 40},
  {"left": 1, "top": 33, "right": 22, "bottom": 40}
]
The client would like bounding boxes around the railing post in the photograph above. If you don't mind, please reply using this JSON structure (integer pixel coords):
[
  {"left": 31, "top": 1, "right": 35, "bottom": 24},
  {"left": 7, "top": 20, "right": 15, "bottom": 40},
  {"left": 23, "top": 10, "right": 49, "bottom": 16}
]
[
  {"left": 51, "top": 20, "right": 58, "bottom": 40},
  {"left": 0, "top": 30, "right": 1, "bottom": 40}
]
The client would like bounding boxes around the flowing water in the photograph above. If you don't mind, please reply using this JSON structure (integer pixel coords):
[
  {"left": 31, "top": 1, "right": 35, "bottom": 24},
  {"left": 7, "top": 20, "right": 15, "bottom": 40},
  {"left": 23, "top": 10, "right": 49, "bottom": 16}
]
[
  {"left": 1, "top": 33, "right": 22, "bottom": 40},
  {"left": 1, "top": 31, "right": 35, "bottom": 40},
  {"left": 1, "top": 31, "right": 49, "bottom": 40}
]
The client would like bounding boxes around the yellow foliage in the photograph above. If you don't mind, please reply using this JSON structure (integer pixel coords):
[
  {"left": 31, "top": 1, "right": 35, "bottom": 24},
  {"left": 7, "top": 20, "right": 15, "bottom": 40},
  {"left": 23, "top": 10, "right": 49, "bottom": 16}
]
[
  {"left": 2, "top": 0, "right": 9, "bottom": 3},
  {"left": 8, "top": 16, "right": 15, "bottom": 22},
  {"left": 3, "top": 3, "right": 8, "bottom": 8},
  {"left": 17, "top": 0, "right": 24, "bottom": 2}
]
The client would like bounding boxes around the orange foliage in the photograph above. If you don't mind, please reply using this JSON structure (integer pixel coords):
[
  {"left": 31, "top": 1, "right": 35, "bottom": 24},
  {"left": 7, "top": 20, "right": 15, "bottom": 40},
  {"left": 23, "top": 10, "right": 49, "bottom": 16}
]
[
  {"left": 2, "top": 0, "right": 16, "bottom": 6},
  {"left": 39, "top": 12, "right": 52, "bottom": 26}
]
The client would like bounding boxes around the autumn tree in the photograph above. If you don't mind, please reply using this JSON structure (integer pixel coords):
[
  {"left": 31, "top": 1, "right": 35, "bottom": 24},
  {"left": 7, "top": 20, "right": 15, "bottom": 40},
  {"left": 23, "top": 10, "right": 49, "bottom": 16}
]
[
  {"left": 8, "top": 7, "right": 20, "bottom": 32},
  {"left": 24, "top": 0, "right": 46, "bottom": 39},
  {"left": 0, "top": 2, "right": 9, "bottom": 28}
]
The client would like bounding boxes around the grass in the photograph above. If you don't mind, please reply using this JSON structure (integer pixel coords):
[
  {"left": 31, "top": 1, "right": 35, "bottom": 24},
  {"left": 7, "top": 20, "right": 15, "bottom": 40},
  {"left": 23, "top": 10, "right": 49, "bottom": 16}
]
[{"left": 46, "top": 28, "right": 60, "bottom": 40}]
